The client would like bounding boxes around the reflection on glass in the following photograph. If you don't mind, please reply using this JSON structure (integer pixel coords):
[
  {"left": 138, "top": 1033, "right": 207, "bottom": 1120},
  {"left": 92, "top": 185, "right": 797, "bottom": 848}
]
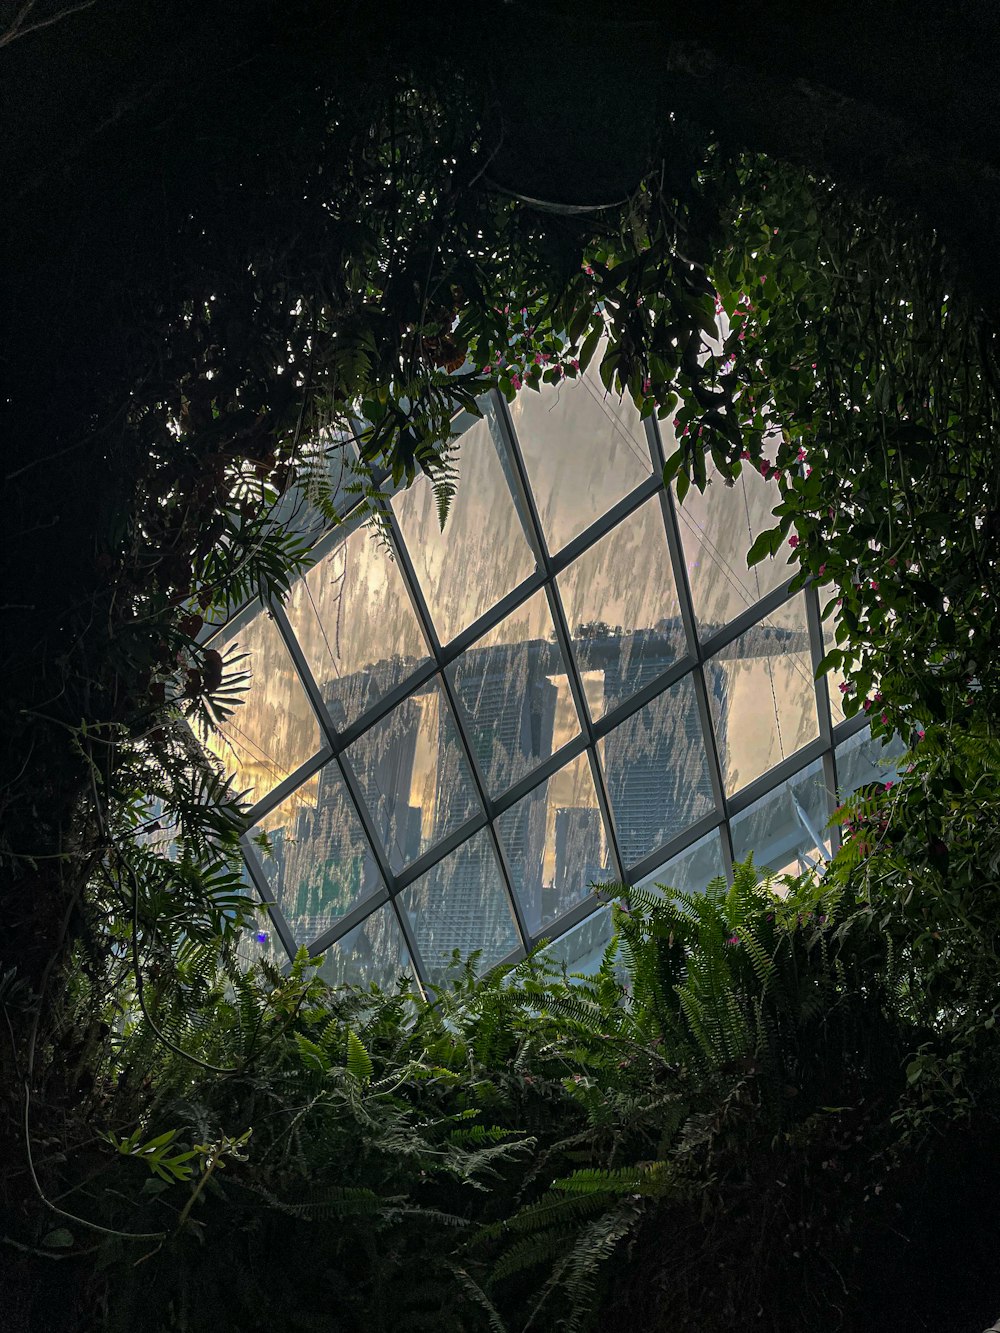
[
  {"left": 345, "top": 678, "right": 481, "bottom": 874},
  {"left": 201, "top": 610, "right": 322, "bottom": 806},
  {"left": 835, "top": 727, "right": 907, "bottom": 800},
  {"left": 559, "top": 496, "right": 687, "bottom": 720},
  {"left": 399, "top": 829, "right": 519, "bottom": 981},
  {"left": 635, "top": 827, "right": 726, "bottom": 897},
  {"left": 676, "top": 461, "right": 794, "bottom": 633},
  {"left": 511, "top": 355, "right": 653, "bottom": 554},
  {"left": 248, "top": 762, "right": 384, "bottom": 946},
  {"left": 393, "top": 408, "right": 536, "bottom": 644},
  {"left": 283, "top": 519, "right": 430, "bottom": 734},
  {"left": 540, "top": 905, "right": 615, "bottom": 977},
  {"left": 498, "top": 752, "right": 612, "bottom": 936},
  {"left": 730, "top": 759, "right": 832, "bottom": 878},
  {"left": 315, "top": 905, "right": 412, "bottom": 991},
  {"left": 448, "top": 590, "right": 576, "bottom": 797},
  {"left": 600, "top": 674, "right": 715, "bottom": 869},
  {"left": 708, "top": 595, "right": 819, "bottom": 795}
]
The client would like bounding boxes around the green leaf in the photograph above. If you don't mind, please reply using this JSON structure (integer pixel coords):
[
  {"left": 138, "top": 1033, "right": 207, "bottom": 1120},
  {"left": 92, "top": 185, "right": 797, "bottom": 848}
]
[
  {"left": 746, "top": 525, "right": 783, "bottom": 568},
  {"left": 578, "top": 324, "right": 602, "bottom": 374},
  {"left": 347, "top": 1029, "right": 373, "bottom": 1084},
  {"left": 42, "top": 1228, "right": 74, "bottom": 1249}
]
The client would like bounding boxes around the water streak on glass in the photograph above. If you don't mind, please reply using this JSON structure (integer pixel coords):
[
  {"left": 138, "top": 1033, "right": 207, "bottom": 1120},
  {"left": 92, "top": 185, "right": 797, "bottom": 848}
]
[
  {"left": 599, "top": 674, "right": 716, "bottom": 869},
  {"left": 511, "top": 355, "right": 653, "bottom": 555},
  {"left": 315, "top": 904, "right": 413, "bottom": 991},
  {"left": 344, "top": 678, "right": 481, "bottom": 874},
  {"left": 248, "top": 761, "right": 385, "bottom": 946},
  {"left": 448, "top": 588, "right": 576, "bottom": 798},
  {"left": 730, "top": 758, "right": 832, "bottom": 878},
  {"left": 399, "top": 829, "right": 519, "bottom": 982},
  {"left": 283, "top": 519, "right": 431, "bottom": 734},
  {"left": 498, "top": 751, "right": 612, "bottom": 935},
  {"left": 392, "top": 407, "right": 536, "bottom": 644},
  {"left": 558, "top": 496, "right": 687, "bottom": 720},
  {"left": 708, "top": 594, "right": 819, "bottom": 795},
  {"left": 675, "top": 461, "right": 794, "bottom": 633},
  {"left": 201, "top": 610, "right": 322, "bottom": 806}
]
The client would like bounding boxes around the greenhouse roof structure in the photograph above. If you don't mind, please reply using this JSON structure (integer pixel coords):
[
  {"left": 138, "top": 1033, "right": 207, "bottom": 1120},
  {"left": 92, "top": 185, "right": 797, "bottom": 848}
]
[{"left": 201, "top": 365, "right": 903, "bottom": 987}]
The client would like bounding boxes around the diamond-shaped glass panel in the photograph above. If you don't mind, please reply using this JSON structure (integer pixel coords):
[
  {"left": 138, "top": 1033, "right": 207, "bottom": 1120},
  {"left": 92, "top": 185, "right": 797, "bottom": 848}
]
[
  {"left": 448, "top": 589, "right": 576, "bottom": 798},
  {"left": 635, "top": 827, "right": 727, "bottom": 897},
  {"left": 393, "top": 407, "right": 536, "bottom": 644},
  {"left": 315, "top": 905, "right": 413, "bottom": 991},
  {"left": 399, "top": 829, "right": 519, "bottom": 981},
  {"left": 675, "top": 460, "right": 794, "bottom": 634},
  {"left": 248, "top": 761, "right": 384, "bottom": 946},
  {"left": 344, "top": 679, "right": 481, "bottom": 874},
  {"left": 511, "top": 356, "right": 653, "bottom": 554},
  {"left": 283, "top": 519, "right": 431, "bottom": 734},
  {"left": 201, "top": 609, "right": 322, "bottom": 806},
  {"left": 835, "top": 727, "right": 907, "bottom": 800},
  {"left": 498, "top": 751, "right": 612, "bottom": 936},
  {"left": 599, "top": 674, "right": 716, "bottom": 869},
  {"left": 558, "top": 496, "right": 688, "bottom": 720},
  {"left": 730, "top": 758, "right": 832, "bottom": 878},
  {"left": 707, "top": 596, "right": 819, "bottom": 796}
]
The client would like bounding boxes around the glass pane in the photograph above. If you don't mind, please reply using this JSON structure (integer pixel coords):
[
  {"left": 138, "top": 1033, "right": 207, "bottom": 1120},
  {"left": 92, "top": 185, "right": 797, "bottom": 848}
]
[
  {"left": 393, "top": 407, "right": 536, "bottom": 644},
  {"left": 248, "top": 760, "right": 384, "bottom": 947},
  {"left": 234, "top": 865, "right": 290, "bottom": 971},
  {"left": 818, "top": 584, "right": 849, "bottom": 723},
  {"left": 511, "top": 353, "right": 653, "bottom": 554},
  {"left": 399, "top": 829, "right": 519, "bottom": 981},
  {"left": 558, "top": 496, "right": 688, "bottom": 720},
  {"left": 708, "top": 596, "right": 819, "bottom": 796},
  {"left": 635, "top": 827, "right": 726, "bottom": 897},
  {"left": 836, "top": 727, "right": 907, "bottom": 799},
  {"left": 283, "top": 519, "right": 431, "bottom": 733},
  {"left": 448, "top": 589, "right": 576, "bottom": 797},
  {"left": 315, "top": 905, "right": 412, "bottom": 991},
  {"left": 498, "top": 752, "right": 613, "bottom": 936},
  {"left": 344, "top": 679, "right": 481, "bottom": 874},
  {"left": 600, "top": 674, "right": 716, "bottom": 868},
  {"left": 730, "top": 759, "right": 832, "bottom": 878},
  {"left": 201, "top": 608, "right": 322, "bottom": 806},
  {"left": 675, "top": 460, "right": 794, "bottom": 633},
  {"left": 540, "top": 905, "right": 615, "bottom": 978}
]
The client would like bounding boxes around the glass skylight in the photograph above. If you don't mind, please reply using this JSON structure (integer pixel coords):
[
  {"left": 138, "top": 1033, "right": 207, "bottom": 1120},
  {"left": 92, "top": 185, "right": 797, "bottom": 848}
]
[{"left": 208, "top": 365, "right": 898, "bottom": 987}]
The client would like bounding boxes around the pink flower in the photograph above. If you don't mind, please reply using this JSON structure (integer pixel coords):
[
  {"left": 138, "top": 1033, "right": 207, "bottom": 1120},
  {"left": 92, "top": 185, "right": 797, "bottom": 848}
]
[
  {"left": 797, "top": 447, "right": 807, "bottom": 462},
  {"left": 482, "top": 364, "right": 494, "bottom": 373},
  {"left": 740, "top": 449, "right": 752, "bottom": 460},
  {"left": 839, "top": 682, "right": 849, "bottom": 693},
  {"left": 806, "top": 466, "right": 813, "bottom": 476},
  {"left": 788, "top": 535, "right": 799, "bottom": 548},
  {"left": 884, "top": 781, "right": 894, "bottom": 792},
  {"left": 864, "top": 698, "right": 872, "bottom": 711},
  {"left": 534, "top": 353, "right": 542, "bottom": 364},
  {"left": 643, "top": 377, "right": 651, "bottom": 393},
  {"left": 727, "top": 934, "right": 739, "bottom": 945},
  {"left": 818, "top": 563, "right": 826, "bottom": 576},
  {"left": 870, "top": 579, "right": 879, "bottom": 591},
  {"left": 760, "top": 276, "right": 766, "bottom": 285},
  {"left": 510, "top": 373, "right": 522, "bottom": 391},
  {"left": 917, "top": 729, "right": 925, "bottom": 740},
  {"left": 881, "top": 713, "right": 889, "bottom": 724},
  {"left": 888, "top": 556, "right": 897, "bottom": 567},
  {"left": 773, "top": 228, "right": 779, "bottom": 235},
  {"left": 570, "top": 358, "right": 579, "bottom": 370}
]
